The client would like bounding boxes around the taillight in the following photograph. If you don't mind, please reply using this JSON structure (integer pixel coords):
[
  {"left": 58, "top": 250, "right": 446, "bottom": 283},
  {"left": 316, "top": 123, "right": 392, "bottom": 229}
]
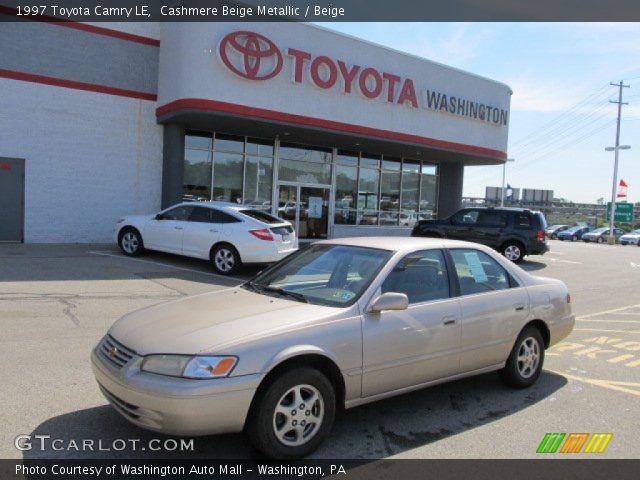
[
  {"left": 249, "top": 228, "right": 274, "bottom": 241},
  {"left": 566, "top": 293, "right": 571, "bottom": 304},
  {"left": 536, "top": 230, "right": 545, "bottom": 241}
]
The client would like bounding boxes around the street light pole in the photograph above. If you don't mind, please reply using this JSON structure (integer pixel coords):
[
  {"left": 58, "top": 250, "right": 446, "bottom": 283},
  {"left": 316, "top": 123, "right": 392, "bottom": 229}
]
[
  {"left": 500, "top": 158, "right": 515, "bottom": 207},
  {"left": 606, "top": 80, "right": 630, "bottom": 244}
]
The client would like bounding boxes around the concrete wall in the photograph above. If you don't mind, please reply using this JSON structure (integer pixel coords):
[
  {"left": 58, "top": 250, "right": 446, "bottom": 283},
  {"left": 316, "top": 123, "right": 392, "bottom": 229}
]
[{"left": 0, "top": 78, "right": 163, "bottom": 242}]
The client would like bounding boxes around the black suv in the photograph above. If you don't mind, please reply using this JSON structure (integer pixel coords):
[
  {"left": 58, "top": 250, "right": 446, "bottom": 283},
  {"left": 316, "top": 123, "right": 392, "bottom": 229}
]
[{"left": 411, "top": 207, "right": 548, "bottom": 263}]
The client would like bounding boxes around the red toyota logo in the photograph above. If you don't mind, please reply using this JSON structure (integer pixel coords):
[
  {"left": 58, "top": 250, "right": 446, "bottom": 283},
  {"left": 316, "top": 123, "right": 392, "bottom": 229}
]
[{"left": 218, "top": 31, "right": 283, "bottom": 81}]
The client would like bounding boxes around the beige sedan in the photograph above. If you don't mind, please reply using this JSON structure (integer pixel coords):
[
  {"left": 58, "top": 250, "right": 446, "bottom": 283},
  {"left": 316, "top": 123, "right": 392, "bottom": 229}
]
[{"left": 92, "top": 237, "right": 574, "bottom": 458}]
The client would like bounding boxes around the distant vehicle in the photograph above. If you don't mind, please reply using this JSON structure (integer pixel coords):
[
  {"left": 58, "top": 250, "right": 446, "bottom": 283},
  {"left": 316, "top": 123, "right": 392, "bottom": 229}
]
[
  {"left": 620, "top": 229, "right": 640, "bottom": 246},
  {"left": 557, "top": 226, "right": 592, "bottom": 242},
  {"left": 545, "top": 225, "right": 570, "bottom": 239},
  {"left": 581, "top": 227, "right": 625, "bottom": 244},
  {"left": 115, "top": 202, "right": 298, "bottom": 275},
  {"left": 411, "top": 207, "right": 548, "bottom": 263}
]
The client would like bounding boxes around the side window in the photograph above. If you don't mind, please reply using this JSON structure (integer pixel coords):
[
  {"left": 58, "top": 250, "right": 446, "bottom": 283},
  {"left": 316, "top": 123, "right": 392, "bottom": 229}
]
[
  {"left": 381, "top": 250, "right": 450, "bottom": 304},
  {"left": 211, "top": 209, "right": 241, "bottom": 223},
  {"left": 450, "top": 249, "right": 511, "bottom": 295},
  {"left": 452, "top": 210, "right": 479, "bottom": 225},
  {"left": 477, "top": 211, "right": 508, "bottom": 227},
  {"left": 189, "top": 207, "right": 213, "bottom": 223},
  {"left": 162, "top": 205, "right": 193, "bottom": 221},
  {"left": 514, "top": 214, "right": 531, "bottom": 229}
]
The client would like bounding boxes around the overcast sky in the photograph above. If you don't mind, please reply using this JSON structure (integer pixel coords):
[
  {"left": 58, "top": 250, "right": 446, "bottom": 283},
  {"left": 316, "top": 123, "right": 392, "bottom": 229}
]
[{"left": 318, "top": 23, "right": 640, "bottom": 203}]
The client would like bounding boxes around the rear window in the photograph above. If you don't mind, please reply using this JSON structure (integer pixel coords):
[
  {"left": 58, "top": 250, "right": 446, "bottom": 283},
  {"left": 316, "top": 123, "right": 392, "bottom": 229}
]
[
  {"left": 535, "top": 213, "right": 548, "bottom": 230},
  {"left": 238, "top": 209, "right": 284, "bottom": 224}
]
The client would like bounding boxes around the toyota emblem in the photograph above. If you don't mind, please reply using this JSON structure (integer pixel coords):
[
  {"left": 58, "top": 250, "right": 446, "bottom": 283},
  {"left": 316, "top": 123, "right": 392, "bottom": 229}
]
[{"left": 218, "top": 31, "right": 283, "bottom": 80}]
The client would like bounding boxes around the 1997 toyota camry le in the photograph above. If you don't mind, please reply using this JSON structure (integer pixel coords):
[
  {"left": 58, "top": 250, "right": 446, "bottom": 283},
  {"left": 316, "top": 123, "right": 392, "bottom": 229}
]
[{"left": 92, "top": 237, "right": 574, "bottom": 458}]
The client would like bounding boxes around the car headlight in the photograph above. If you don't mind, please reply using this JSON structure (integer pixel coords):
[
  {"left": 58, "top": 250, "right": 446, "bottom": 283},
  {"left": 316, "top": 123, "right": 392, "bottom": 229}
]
[{"left": 141, "top": 355, "right": 237, "bottom": 379}]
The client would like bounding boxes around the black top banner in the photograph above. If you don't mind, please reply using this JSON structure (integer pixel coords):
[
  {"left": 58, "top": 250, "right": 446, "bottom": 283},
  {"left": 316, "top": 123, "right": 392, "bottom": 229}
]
[{"left": 2, "top": 0, "right": 640, "bottom": 21}]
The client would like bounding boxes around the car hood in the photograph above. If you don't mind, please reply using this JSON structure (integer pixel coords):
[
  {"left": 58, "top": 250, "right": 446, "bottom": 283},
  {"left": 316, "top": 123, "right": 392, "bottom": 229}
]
[
  {"left": 621, "top": 234, "right": 640, "bottom": 239},
  {"left": 108, "top": 288, "right": 339, "bottom": 355}
]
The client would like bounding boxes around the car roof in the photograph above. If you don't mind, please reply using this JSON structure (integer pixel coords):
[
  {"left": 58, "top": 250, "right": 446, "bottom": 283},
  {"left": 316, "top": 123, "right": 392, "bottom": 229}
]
[
  {"left": 317, "top": 236, "right": 488, "bottom": 252},
  {"left": 178, "top": 201, "right": 255, "bottom": 211}
]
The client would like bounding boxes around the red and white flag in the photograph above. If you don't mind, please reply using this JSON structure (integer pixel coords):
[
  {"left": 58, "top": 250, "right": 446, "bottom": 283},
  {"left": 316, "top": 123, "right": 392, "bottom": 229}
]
[{"left": 617, "top": 179, "right": 628, "bottom": 200}]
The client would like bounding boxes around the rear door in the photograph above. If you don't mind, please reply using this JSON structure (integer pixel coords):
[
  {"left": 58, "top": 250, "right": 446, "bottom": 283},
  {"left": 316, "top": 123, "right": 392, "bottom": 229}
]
[
  {"left": 448, "top": 248, "right": 530, "bottom": 373},
  {"left": 182, "top": 206, "right": 223, "bottom": 258},
  {"left": 474, "top": 210, "right": 509, "bottom": 248}
]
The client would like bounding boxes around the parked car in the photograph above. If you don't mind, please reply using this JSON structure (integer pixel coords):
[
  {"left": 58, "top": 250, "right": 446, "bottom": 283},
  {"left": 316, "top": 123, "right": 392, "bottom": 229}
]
[
  {"left": 557, "top": 226, "right": 592, "bottom": 241},
  {"left": 411, "top": 207, "right": 548, "bottom": 263},
  {"left": 581, "top": 227, "right": 625, "bottom": 244},
  {"left": 545, "top": 224, "right": 570, "bottom": 239},
  {"left": 93, "top": 237, "right": 574, "bottom": 458},
  {"left": 620, "top": 229, "right": 640, "bottom": 246},
  {"left": 115, "top": 202, "right": 298, "bottom": 275}
]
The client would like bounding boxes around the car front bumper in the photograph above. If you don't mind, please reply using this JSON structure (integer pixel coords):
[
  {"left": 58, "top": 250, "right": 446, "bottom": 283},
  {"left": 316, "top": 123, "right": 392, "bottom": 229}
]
[{"left": 91, "top": 348, "right": 261, "bottom": 436}]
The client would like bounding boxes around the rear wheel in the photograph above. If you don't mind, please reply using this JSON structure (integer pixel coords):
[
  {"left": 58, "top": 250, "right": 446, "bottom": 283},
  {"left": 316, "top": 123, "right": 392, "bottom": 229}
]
[
  {"left": 246, "top": 368, "right": 336, "bottom": 459},
  {"left": 499, "top": 326, "right": 545, "bottom": 388},
  {"left": 118, "top": 228, "right": 143, "bottom": 256},
  {"left": 572, "top": 235, "right": 578, "bottom": 241},
  {"left": 551, "top": 234, "right": 557, "bottom": 240},
  {"left": 597, "top": 237, "right": 604, "bottom": 244},
  {"left": 211, "top": 244, "right": 241, "bottom": 275},
  {"left": 501, "top": 241, "right": 525, "bottom": 263}
]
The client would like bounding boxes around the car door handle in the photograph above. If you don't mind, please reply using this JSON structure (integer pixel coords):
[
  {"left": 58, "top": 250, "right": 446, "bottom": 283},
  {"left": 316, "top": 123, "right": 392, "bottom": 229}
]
[
  {"left": 174, "top": 226, "right": 183, "bottom": 230},
  {"left": 442, "top": 316, "right": 457, "bottom": 325},
  {"left": 514, "top": 305, "right": 525, "bottom": 311},
  {"left": 209, "top": 229, "right": 218, "bottom": 233}
]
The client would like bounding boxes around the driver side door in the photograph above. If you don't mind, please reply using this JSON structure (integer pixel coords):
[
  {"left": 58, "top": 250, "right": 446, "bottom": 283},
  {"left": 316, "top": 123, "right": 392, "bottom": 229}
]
[
  {"left": 362, "top": 249, "right": 461, "bottom": 397},
  {"left": 144, "top": 205, "right": 193, "bottom": 254}
]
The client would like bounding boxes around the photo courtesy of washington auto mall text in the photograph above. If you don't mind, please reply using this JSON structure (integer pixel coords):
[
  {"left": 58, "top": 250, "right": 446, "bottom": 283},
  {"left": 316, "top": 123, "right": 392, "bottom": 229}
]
[{"left": 2, "top": 0, "right": 640, "bottom": 479}]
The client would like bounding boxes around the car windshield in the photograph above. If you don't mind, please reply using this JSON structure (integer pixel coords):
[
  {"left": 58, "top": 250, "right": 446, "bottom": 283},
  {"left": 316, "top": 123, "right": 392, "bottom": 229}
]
[
  {"left": 244, "top": 244, "right": 392, "bottom": 307},
  {"left": 564, "top": 227, "right": 581, "bottom": 233}
]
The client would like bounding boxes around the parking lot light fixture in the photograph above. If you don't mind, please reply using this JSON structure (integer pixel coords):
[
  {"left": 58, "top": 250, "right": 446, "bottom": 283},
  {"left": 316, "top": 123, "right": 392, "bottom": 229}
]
[
  {"left": 501, "top": 158, "right": 516, "bottom": 207},
  {"left": 604, "top": 145, "right": 630, "bottom": 244}
]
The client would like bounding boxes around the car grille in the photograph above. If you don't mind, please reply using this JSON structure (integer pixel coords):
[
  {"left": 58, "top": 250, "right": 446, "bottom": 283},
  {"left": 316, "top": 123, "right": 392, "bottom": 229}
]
[{"left": 98, "top": 335, "right": 136, "bottom": 369}]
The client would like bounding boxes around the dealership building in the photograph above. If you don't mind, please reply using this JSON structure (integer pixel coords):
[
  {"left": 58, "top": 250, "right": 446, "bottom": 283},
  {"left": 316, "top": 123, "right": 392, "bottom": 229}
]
[{"left": 0, "top": 17, "right": 511, "bottom": 243}]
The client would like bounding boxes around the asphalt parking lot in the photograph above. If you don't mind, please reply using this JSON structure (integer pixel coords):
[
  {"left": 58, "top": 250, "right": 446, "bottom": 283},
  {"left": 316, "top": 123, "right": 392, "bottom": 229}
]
[{"left": 1, "top": 240, "right": 639, "bottom": 459}]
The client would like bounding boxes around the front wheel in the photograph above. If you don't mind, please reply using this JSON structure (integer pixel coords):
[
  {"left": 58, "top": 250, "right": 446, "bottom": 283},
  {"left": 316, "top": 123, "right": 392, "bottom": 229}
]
[
  {"left": 211, "top": 244, "right": 241, "bottom": 275},
  {"left": 502, "top": 241, "right": 525, "bottom": 263},
  {"left": 597, "top": 237, "right": 604, "bottom": 244},
  {"left": 246, "top": 368, "right": 336, "bottom": 459},
  {"left": 499, "top": 326, "right": 545, "bottom": 388},
  {"left": 551, "top": 234, "right": 557, "bottom": 240},
  {"left": 572, "top": 235, "right": 578, "bottom": 241},
  {"left": 118, "top": 228, "right": 143, "bottom": 256}
]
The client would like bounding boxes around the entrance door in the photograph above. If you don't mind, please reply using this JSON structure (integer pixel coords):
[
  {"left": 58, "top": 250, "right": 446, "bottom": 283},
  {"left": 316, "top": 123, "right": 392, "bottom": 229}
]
[
  {"left": 0, "top": 158, "right": 25, "bottom": 243},
  {"left": 278, "top": 184, "right": 329, "bottom": 239}
]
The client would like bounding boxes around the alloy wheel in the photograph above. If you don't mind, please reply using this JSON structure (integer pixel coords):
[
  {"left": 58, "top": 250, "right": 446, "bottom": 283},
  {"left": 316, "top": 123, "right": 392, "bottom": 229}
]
[
  {"left": 121, "top": 232, "right": 139, "bottom": 254},
  {"left": 516, "top": 337, "right": 540, "bottom": 379},
  {"left": 272, "top": 384, "right": 324, "bottom": 447},
  {"left": 504, "top": 244, "right": 521, "bottom": 262},
  {"left": 214, "top": 248, "right": 235, "bottom": 272}
]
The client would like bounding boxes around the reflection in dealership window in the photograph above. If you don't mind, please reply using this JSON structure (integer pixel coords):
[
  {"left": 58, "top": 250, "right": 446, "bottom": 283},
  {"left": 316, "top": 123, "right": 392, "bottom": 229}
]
[
  {"left": 183, "top": 148, "right": 212, "bottom": 201},
  {"left": 244, "top": 155, "right": 273, "bottom": 210},
  {"left": 279, "top": 143, "right": 332, "bottom": 185},
  {"left": 213, "top": 152, "right": 244, "bottom": 203},
  {"left": 380, "top": 158, "right": 401, "bottom": 226},
  {"left": 335, "top": 164, "right": 357, "bottom": 225},
  {"left": 357, "top": 166, "right": 379, "bottom": 225},
  {"left": 420, "top": 164, "right": 437, "bottom": 219},
  {"left": 400, "top": 160, "right": 420, "bottom": 227}
]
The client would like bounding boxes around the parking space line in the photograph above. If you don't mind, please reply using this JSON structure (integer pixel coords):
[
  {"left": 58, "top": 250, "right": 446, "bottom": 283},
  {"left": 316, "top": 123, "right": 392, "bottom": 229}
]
[
  {"left": 578, "top": 304, "right": 640, "bottom": 319},
  {"left": 574, "top": 328, "right": 640, "bottom": 334},
  {"left": 550, "top": 370, "right": 640, "bottom": 398},
  {"left": 87, "top": 250, "right": 246, "bottom": 283}
]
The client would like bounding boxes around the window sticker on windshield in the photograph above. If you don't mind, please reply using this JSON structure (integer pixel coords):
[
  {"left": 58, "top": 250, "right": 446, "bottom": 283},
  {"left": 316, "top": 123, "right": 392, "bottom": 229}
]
[
  {"left": 463, "top": 252, "right": 488, "bottom": 283},
  {"left": 332, "top": 290, "right": 355, "bottom": 301}
]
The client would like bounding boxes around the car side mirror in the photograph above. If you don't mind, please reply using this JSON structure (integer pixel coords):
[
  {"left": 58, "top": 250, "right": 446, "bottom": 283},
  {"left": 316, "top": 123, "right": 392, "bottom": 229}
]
[
  {"left": 369, "top": 292, "right": 409, "bottom": 313},
  {"left": 155, "top": 213, "right": 164, "bottom": 220}
]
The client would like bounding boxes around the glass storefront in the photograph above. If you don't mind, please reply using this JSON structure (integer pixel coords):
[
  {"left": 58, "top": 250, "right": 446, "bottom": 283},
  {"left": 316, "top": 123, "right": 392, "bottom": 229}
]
[{"left": 182, "top": 131, "right": 439, "bottom": 235}]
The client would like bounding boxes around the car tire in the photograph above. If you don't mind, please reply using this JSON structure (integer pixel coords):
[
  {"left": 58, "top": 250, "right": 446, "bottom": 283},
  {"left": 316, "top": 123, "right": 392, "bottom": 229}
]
[
  {"left": 118, "top": 227, "right": 143, "bottom": 256},
  {"left": 499, "top": 326, "right": 545, "bottom": 389},
  {"left": 551, "top": 234, "right": 557, "bottom": 240},
  {"left": 597, "top": 237, "right": 604, "bottom": 244},
  {"left": 572, "top": 235, "right": 577, "bottom": 241},
  {"left": 246, "top": 367, "right": 336, "bottom": 459},
  {"left": 501, "top": 241, "right": 525, "bottom": 263},
  {"left": 211, "top": 244, "right": 241, "bottom": 275}
]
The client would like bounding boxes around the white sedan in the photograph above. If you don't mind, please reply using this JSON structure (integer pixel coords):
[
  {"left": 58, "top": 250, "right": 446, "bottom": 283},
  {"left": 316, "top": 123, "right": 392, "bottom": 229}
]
[{"left": 114, "top": 202, "right": 298, "bottom": 274}]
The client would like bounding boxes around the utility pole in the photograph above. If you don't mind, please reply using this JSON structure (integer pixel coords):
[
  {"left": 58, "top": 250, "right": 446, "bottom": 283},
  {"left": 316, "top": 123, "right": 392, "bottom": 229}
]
[{"left": 606, "top": 81, "right": 630, "bottom": 244}]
